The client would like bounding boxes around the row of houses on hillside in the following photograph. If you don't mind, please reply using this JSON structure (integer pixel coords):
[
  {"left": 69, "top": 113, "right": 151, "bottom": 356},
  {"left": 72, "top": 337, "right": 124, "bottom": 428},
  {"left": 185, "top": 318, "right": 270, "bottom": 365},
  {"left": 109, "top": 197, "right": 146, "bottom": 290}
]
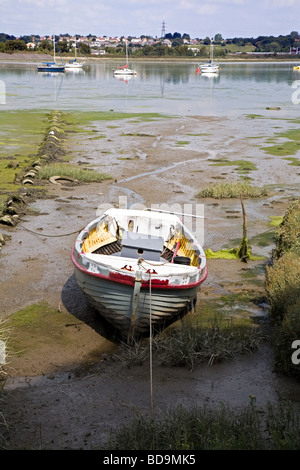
[{"left": 24, "top": 34, "right": 197, "bottom": 51}]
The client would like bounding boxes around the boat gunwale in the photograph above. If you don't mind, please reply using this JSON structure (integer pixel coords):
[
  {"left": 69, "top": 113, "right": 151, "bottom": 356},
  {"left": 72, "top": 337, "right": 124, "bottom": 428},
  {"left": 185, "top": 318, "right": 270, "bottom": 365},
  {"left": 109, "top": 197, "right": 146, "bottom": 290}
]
[{"left": 71, "top": 245, "right": 208, "bottom": 290}]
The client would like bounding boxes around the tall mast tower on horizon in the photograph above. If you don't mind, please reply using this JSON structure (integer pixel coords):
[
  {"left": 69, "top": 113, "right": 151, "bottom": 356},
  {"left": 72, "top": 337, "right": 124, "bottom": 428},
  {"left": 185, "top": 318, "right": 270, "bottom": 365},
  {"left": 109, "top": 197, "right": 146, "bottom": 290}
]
[{"left": 161, "top": 21, "right": 166, "bottom": 39}]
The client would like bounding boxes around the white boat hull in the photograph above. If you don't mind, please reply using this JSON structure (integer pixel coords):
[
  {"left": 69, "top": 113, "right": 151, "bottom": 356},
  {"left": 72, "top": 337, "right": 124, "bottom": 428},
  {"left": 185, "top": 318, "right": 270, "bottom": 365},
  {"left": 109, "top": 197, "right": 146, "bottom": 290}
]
[
  {"left": 113, "top": 69, "right": 136, "bottom": 76},
  {"left": 65, "top": 61, "right": 84, "bottom": 69},
  {"left": 200, "top": 64, "right": 219, "bottom": 73},
  {"left": 73, "top": 265, "right": 199, "bottom": 336}
]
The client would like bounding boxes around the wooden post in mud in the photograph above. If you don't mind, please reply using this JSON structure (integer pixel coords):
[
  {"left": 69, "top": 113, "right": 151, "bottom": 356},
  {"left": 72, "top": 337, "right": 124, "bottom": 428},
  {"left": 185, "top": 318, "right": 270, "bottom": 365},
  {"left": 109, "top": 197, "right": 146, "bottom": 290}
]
[{"left": 238, "top": 193, "right": 250, "bottom": 262}]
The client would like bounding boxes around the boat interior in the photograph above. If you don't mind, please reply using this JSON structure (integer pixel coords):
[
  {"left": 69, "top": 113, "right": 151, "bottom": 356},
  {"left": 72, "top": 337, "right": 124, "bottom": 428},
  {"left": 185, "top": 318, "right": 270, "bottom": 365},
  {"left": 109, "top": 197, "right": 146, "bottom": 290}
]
[{"left": 80, "top": 212, "right": 202, "bottom": 268}]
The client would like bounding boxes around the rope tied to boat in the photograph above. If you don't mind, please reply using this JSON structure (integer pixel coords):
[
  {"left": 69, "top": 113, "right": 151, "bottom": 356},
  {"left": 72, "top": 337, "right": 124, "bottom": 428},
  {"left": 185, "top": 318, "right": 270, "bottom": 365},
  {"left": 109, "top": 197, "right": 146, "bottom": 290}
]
[
  {"left": 149, "top": 270, "right": 154, "bottom": 418},
  {"left": 137, "top": 257, "right": 168, "bottom": 268},
  {"left": 19, "top": 223, "right": 85, "bottom": 238}
]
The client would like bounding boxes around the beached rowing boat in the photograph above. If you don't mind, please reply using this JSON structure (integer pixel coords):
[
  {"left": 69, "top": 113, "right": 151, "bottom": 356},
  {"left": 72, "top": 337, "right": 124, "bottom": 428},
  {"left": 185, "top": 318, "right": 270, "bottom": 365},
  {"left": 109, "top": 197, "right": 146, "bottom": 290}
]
[{"left": 71, "top": 208, "right": 207, "bottom": 340}]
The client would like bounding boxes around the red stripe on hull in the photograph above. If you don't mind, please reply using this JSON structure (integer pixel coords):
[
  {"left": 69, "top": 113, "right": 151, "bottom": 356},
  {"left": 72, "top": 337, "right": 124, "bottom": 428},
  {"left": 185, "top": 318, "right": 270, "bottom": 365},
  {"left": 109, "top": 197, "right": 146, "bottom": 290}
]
[{"left": 71, "top": 246, "right": 207, "bottom": 290}]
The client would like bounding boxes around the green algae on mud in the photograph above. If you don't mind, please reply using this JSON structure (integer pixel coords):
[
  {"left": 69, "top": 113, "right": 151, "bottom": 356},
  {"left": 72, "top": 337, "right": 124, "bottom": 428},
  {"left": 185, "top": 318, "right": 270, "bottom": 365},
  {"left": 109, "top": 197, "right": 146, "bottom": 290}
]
[
  {"left": 6, "top": 301, "right": 92, "bottom": 359},
  {"left": 0, "top": 110, "right": 50, "bottom": 205},
  {"left": 205, "top": 247, "right": 264, "bottom": 261},
  {"left": 0, "top": 108, "right": 174, "bottom": 217},
  {"left": 6, "top": 301, "right": 73, "bottom": 352},
  {"left": 262, "top": 127, "right": 300, "bottom": 157},
  {"left": 209, "top": 159, "right": 257, "bottom": 174},
  {"left": 244, "top": 113, "right": 300, "bottom": 158},
  {"left": 269, "top": 215, "right": 283, "bottom": 227},
  {"left": 65, "top": 110, "right": 173, "bottom": 128},
  {"left": 284, "top": 157, "right": 300, "bottom": 166},
  {"left": 174, "top": 140, "right": 190, "bottom": 146}
]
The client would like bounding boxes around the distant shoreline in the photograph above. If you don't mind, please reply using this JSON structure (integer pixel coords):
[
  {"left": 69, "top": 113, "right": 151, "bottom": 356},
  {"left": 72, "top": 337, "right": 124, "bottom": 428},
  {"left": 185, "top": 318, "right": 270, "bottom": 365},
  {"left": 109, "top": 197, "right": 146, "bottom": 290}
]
[{"left": 0, "top": 51, "right": 299, "bottom": 63}]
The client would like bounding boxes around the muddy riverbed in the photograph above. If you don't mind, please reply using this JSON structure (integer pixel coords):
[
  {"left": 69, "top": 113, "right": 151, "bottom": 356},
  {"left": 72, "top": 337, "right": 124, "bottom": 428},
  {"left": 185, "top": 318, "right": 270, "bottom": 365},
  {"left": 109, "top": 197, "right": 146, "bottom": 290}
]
[{"left": 1, "top": 113, "right": 300, "bottom": 450}]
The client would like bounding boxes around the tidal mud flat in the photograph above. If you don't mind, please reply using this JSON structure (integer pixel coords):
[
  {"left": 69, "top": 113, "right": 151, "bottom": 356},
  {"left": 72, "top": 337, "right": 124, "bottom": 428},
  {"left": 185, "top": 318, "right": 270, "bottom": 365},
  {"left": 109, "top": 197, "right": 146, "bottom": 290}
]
[{"left": 1, "top": 110, "right": 300, "bottom": 450}]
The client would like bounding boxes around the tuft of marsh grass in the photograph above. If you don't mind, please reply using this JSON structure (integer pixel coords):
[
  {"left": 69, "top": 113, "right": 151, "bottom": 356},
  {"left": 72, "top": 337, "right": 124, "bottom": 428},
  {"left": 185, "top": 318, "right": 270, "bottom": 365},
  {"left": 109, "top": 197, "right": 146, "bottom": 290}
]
[
  {"left": 118, "top": 315, "right": 264, "bottom": 371},
  {"left": 195, "top": 181, "right": 268, "bottom": 199},
  {"left": 153, "top": 318, "right": 263, "bottom": 369},
  {"left": 38, "top": 163, "right": 112, "bottom": 183},
  {"left": 103, "top": 399, "right": 300, "bottom": 450}
]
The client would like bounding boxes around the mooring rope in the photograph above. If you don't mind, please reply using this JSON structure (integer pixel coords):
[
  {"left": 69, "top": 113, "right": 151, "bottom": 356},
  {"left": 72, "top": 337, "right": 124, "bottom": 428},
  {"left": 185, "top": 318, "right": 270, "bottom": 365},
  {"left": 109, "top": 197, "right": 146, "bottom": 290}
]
[
  {"left": 18, "top": 223, "right": 83, "bottom": 238},
  {"left": 149, "top": 270, "right": 154, "bottom": 418}
]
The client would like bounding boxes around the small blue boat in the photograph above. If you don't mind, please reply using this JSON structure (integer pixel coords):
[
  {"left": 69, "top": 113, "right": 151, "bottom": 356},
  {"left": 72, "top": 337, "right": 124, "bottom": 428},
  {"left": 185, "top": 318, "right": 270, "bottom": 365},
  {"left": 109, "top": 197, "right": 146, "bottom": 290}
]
[
  {"left": 37, "top": 36, "right": 65, "bottom": 73},
  {"left": 37, "top": 62, "right": 65, "bottom": 72}
]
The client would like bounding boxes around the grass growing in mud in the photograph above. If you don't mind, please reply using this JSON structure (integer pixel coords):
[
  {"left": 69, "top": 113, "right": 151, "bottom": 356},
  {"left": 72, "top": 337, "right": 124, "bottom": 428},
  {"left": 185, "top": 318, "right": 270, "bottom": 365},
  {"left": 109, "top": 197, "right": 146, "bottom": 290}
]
[
  {"left": 153, "top": 317, "right": 262, "bottom": 370},
  {"left": 38, "top": 163, "right": 112, "bottom": 183},
  {"left": 103, "top": 399, "right": 300, "bottom": 450},
  {"left": 118, "top": 305, "right": 264, "bottom": 371},
  {"left": 195, "top": 181, "right": 268, "bottom": 199}
]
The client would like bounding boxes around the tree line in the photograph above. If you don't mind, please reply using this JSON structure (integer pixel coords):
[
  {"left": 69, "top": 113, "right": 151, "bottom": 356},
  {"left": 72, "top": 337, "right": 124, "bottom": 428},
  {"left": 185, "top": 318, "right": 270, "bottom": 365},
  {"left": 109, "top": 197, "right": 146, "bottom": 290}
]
[{"left": 0, "top": 31, "right": 299, "bottom": 56}]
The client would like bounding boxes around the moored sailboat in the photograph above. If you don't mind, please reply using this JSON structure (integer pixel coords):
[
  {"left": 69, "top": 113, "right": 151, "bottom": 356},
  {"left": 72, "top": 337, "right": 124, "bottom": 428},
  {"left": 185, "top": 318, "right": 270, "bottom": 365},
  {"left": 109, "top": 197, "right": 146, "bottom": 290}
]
[
  {"left": 113, "top": 41, "right": 137, "bottom": 76},
  {"left": 37, "top": 36, "right": 65, "bottom": 72},
  {"left": 199, "top": 40, "right": 220, "bottom": 74},
  {"left": 65, "top": 38, "right": 85, "bottom": 69}
]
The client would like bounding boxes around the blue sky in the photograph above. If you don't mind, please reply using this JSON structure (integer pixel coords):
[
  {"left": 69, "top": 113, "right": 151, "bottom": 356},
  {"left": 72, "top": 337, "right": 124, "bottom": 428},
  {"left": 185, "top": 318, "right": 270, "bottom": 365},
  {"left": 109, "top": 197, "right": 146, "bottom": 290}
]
[{"left": 1, "top": 0, "right": 299, "bottom": 39}]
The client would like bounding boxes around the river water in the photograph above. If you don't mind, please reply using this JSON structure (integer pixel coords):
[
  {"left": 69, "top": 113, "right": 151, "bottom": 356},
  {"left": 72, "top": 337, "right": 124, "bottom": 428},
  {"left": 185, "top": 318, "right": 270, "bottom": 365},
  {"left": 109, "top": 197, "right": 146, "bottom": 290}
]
[{"left": 0, "top": 60, "right": 299, "bottom": 118}]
